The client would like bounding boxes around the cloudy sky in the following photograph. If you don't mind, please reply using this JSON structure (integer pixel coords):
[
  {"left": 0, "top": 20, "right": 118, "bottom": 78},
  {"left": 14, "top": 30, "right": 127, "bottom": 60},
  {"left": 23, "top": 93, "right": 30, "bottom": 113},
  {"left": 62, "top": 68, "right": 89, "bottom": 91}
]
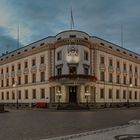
[{"left": 0, "top": 0, "right": 140, "bottom": 55}]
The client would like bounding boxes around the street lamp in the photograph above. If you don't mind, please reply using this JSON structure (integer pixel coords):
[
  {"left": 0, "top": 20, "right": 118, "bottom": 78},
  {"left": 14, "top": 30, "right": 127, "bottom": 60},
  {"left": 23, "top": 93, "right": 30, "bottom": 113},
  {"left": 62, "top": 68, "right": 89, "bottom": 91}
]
[
  {"left": 13, "top": 82, "right": 18, "bottom": 109},
  {"left": 85, "top": 89, "right": 91, "bottom": 109},
  {"left": 127, "top": 83, "right": 133, "bottom": 108},
  {"left": 56, "top": 89, "right": 62, "bottom": 109}
]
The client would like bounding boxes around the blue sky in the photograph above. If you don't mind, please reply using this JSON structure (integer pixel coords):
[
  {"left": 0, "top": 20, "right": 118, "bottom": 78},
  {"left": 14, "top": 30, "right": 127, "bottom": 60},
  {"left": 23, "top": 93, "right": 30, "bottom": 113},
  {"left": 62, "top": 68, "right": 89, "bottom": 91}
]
[{"left": 0, "top": 0, "right": 140, "bottom": 55}]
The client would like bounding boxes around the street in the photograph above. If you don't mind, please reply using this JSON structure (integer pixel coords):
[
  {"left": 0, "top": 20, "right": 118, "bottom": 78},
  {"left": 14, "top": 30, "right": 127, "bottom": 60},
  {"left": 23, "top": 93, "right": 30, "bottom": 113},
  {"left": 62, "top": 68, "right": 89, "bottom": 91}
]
[{"left": 0, "top": 108, "right": 140, "bottom": 140}]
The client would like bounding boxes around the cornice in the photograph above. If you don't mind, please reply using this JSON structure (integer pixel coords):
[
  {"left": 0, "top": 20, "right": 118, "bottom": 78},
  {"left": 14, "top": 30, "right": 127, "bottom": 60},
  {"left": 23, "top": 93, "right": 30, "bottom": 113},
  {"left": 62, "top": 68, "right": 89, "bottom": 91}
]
[
  {"left": 0, "top": 44, "right": 50, "bottom": 65},
  {"left": 96, "top": 44, "right": 140, "bottom": 64},
  {"left": 54, "top": 38, "right": 91, "bottom": 48}
]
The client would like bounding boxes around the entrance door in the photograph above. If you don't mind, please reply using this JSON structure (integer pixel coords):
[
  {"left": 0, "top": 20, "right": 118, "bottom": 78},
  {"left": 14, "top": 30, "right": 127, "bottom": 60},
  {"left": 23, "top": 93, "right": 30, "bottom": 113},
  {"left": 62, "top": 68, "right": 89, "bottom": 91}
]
[{"left": 69, "top": 86, "right": 77, "bottom": 103}]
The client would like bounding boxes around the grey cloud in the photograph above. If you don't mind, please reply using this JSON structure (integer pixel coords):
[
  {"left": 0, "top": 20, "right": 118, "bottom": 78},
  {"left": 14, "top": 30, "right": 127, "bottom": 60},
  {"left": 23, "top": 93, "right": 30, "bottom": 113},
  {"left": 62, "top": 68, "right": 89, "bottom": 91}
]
[
  {"left": 1, "top": 0, "right": 140, "bottom": 54},
  {"left": 0, "top": 27, "right": 22, "bottom": 55}
]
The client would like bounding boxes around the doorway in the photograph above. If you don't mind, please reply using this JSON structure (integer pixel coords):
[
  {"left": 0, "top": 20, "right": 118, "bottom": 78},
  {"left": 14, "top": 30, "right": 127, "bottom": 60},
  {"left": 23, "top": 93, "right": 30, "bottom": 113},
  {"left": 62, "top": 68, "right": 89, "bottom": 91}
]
[{"left": 69, "top": 86, "right": 77, "bottom": 103}]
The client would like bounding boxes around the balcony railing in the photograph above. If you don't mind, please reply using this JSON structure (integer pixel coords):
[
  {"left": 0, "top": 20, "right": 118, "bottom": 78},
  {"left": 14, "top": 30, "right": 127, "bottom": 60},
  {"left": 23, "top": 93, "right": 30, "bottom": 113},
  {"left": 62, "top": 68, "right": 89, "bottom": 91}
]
[
  {"left": 11, "top": 71, "right": 15, "bottom": 77},
  {"left": 49, "top": 74, "right": 97, "bottom": 82},
  {"left": 116, "top": 68, "right": 121, "bottom": 74},
  {"left": 39, "top": 64, "right": 46, "bottom": 71},
  {"left": 108, "top": 66, "right": 114, "bottom": 72},
  {"left": 23, "top": 68, "right": 29, "bottom": 74},
  {"left": 17, "top": 70, "right": 22, "bottom": 75},
  {"left": 100, "top": 64, "right": 105, "bottom": 71},
  {"left": 31, "top": 66, "right": 37, "bottom": 73},
  {"left": 0, "top": 74, "right": 4, "bottom": 79}
]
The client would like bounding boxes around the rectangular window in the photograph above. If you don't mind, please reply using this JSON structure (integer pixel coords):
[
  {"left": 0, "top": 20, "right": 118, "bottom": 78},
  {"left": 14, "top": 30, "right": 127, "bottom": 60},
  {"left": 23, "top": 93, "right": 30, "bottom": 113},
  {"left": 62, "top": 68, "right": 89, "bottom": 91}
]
[
  {"left": 40, "top": 56, "right": 45, "bottom": 64},
  {"left": 6, "top": 92, "right": 9, "bottom": 100},
  {"left": 135, "top": 91, "right": 137, "bottom": 99},
  {"left": 100, "top": 88, "right": 104, "bottom": 99},
  {"left": 129, "top": 91, "right": 132, "bottom": 99},
  {"left": 123, "top": 90, "right": 126, "bottom": 99},
  {"left": 18, "top": 63, "right": 21, "bottom": 70},
  {"left": 100, "top": 56, "right": 104, "bottom": 64},
  {"left": 84, "top": 67, "right": 89, "bottom": 75},
  {"left": 129, "top": 77, "right": 132, "bottom": 84},
  {"left": 116, "top": 75, "right": 120, "bottom": 84},
  {"left": 109, "top": 73, "right": 113, "bottom": 82},
  {"left": 40, "top": 88, "right": 45, "bottom": 99},
  {"left": 12, "top": 78, "right": 15, "bottom": 85},
  {"left": 25, "top": 90, "right": 28, "bottom": 99},
  {"left": 135, "top": 78, "right": 137, "bottom": 86},
  {"left": 32, "top": 73, "right": 36, "bottom": 83},
  {"left": 32, "top": 89, "right": 36, "bottom": 99},
  {"left": 1, "top": 80, "right": 4, "bottom": 87},
  {"left": 12, "top": 65, "right": 15, "bottom": 71},
  {"left": 18, "top": 76, "right": 21, "bottom": 85},
  {"left": 57, "top": 51, "right": 62, "bottom": 61},
  {"left": 24, "top": 75, "right": 28, "bottom": 84},
  {"left": 69, "top": 66, "right": 77, "bottom": 74},
  {"left": 116, "top": 89, "right": 120, "bottom": 99},
  {"left": 123, "top": 76, "right": 126, "bottom": 84},
  {"left": 25, "top": 61, "right": 28, "bottom": 68},
  {"left": 32, "top": 59, "right": 36, "bottom": 66},
  {"left": 1, "top": 92, "right": 4, "bottom": 100},
  {"left": 108, "top": 89, "right": 112, "bottom": 99},
  {"left": 18, "top": 90, "right": 21, "bottom": 99},
  {"left": 6, "top": 79, "right": 9, "bottom": 86},
  {"left": 100, "top": 71, "right": 105, "bottom": 81},
  {"left": 116, "top": 61, "right": 120, "bottom": 68},
  {"left": 109, "top": 58, "right": 113, "bottom": 67},
  {"left": 123, "top": 63, "right": 126, "bottom": 70},
  {"left": 6, "top": 67, "right": 9, "bottom": 73},
  {"left": 129, "top": 65, "right": 132, "bottom": 72},
  {"left": 135, "top": 66, "right": 137, "bottom": 73},
  {"left": 84, "top": 51, "right": 88, "bottom": 61},
  {"left": 12, "top": 91, "right": 15, "bottom": 100},
  {"left": 1, "top": 68, "right": 3, "bottom": 74},
  {"left": 40, "top": 72, "right": 45, "bottom": 82},
  {"left": 57, "top": 68, "right": 62, "bottom": 75}
]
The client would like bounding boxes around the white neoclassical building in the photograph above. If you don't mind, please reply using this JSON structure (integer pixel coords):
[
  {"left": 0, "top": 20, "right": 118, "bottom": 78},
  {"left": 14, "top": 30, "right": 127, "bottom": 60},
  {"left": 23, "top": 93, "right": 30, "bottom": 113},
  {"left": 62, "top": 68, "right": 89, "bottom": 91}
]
[{"left": 0, "top": 30, "right": 140, "bottom": 109}]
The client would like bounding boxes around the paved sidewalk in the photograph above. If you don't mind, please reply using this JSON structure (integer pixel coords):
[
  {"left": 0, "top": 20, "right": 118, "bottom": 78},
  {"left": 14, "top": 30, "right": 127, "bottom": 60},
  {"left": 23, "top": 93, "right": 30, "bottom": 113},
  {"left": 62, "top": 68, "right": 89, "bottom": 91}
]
[{"left": 45, "top": 120, "right": 140, "bottom": 140}]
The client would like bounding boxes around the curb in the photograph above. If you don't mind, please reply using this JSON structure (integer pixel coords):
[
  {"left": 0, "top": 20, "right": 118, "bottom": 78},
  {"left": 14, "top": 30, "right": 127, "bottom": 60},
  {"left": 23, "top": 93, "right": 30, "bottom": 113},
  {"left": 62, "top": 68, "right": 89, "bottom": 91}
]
[{"left": 43, "top": 120, "right": 140, "bottom": 140}]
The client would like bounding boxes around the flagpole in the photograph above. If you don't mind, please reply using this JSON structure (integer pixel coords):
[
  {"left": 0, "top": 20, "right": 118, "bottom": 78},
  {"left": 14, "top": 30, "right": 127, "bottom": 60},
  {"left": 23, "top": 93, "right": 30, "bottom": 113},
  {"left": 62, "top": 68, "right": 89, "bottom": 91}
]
[{"left": 70, "top": 8, "right": 74, "bottom": 30}]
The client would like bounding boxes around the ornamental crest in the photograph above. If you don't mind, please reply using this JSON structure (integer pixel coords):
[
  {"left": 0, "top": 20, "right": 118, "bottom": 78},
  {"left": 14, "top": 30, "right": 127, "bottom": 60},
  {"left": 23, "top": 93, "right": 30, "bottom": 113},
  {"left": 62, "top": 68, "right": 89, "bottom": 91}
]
[{"left": 67, "top": 46, "right": 78, "bottom": 56}]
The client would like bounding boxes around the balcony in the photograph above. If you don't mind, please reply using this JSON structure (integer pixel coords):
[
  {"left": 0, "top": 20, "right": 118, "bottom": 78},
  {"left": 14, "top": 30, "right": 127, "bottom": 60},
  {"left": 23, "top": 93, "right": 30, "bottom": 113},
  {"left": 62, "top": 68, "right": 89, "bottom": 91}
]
[
  {"left": 116, "top": 68, "right": 121, "bottom": 74},
  {"left": 23, "top": 68, "right": 29, "bottom": 74},
  {"left": 108, "top": 66, "right": 114, "bottom": 72},
  {"left": 5, "top": 73, "right": 9, "bottom": 78},
  {"left": 134, "top": 72, "right": 138, "bottom": 77},
  {"left": 123, "top": 69, "right": 127, "bottom": 75},
  {"left": 129, "top": 71, "right": 133, "bottom": 77},
  {"left": 100, "top": 64, "right": 105, "bottom": 71},
  {"left": 0, "top": 74, "right": 4, "bottom": 79},
  {"left": 31, "top": 66, "right": 37, "bottom": 73},
  {"left": 49, "top": 74, "right": 97, "bottom": 83},
  {"left": 39, "top": 64, "right": 46, "bottom": 72},
  {"left": 17, "top": 70, "right": 22, "bottom": 75},
  {"left": 11, "top": 71, "right": 15, "bottom": 77}
]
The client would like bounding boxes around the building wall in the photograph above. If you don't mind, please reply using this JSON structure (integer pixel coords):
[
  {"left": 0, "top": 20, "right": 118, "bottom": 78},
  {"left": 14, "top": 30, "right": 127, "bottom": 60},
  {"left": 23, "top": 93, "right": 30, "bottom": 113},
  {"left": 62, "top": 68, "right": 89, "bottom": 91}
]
[{"left": 0, "top": 30, "right": 139, "bottom": 107}]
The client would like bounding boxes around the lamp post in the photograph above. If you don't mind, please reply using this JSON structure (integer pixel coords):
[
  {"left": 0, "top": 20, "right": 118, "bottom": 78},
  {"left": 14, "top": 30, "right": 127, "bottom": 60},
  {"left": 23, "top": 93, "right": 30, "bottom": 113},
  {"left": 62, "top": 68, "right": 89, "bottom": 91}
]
[
  {"left": 56, "top": 89, "right": 62, "bottom": 109},
  {"left": 85, "top": 90, "right": 90, "bottom": 109},
  {"left": 127, "top": 83, "right": 133, "bottom": 108},
  {"left": 13, "top": 82, "right": 18, "bottom": 109}
]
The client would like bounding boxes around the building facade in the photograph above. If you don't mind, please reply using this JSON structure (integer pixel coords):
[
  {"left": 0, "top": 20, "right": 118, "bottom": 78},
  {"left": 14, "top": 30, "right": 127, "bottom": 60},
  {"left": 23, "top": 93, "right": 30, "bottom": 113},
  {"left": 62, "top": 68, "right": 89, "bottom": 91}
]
[{"left": 0, "top": 30, "right": 140, "bottom": 108}]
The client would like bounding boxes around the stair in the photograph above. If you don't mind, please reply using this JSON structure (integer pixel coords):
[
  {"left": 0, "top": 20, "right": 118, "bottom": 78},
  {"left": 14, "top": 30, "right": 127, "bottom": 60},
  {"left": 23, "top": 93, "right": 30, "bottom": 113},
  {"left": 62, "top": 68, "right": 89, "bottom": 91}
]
[{"left": 57, "top": 103, "right": 89, "bottom": 110}]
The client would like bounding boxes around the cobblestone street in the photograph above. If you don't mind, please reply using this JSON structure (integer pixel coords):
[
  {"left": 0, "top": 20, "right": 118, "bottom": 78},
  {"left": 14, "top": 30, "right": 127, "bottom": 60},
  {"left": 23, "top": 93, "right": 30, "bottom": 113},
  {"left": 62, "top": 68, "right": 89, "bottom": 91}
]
[{"left": 0, "top": 108, "right": 140, "bottom": 140}]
